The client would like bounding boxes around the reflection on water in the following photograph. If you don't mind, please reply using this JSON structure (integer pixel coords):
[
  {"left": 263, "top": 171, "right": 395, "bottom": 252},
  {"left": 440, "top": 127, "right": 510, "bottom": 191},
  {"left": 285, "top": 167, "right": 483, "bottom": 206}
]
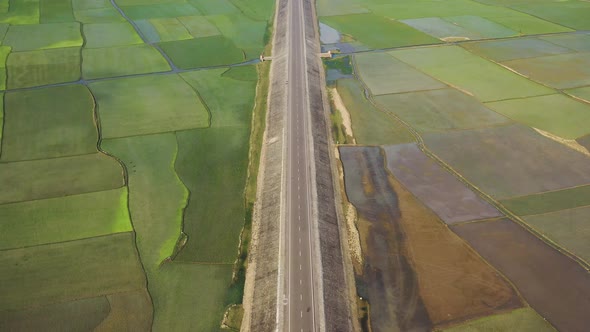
[{"left": 319, "top": 22, "right": 340, "bottom": 44}]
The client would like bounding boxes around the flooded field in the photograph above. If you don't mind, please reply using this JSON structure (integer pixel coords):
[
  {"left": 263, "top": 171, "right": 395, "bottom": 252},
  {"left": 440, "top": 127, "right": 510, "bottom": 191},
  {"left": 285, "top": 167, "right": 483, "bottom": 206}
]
[
  {"left": 383, "top": 143, "right": 501, "bottom": 224},
  {"left": 453, "top": 219, "right": 590, "bottom": 332},
  {"left": 340, "top": 146, "right": 521, "bottom": 331}
]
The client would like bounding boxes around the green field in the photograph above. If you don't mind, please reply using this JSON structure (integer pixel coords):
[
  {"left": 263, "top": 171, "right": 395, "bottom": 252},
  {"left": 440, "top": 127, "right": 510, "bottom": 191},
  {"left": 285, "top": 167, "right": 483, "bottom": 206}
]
[
  {"left": 0, "top": 188, "right": 131, "bottom": 250},
  {"left": 82, "top": 44, "right": 170, "bottom": 79},
  {"left": 485, "top": 94, "right": 590, "bottom": 139},
  {"left": 423, "top": 124, "right": 590, "bottom": 199},
  {"left": 462, "top": 38, "right": 572, "bottom": 62},
  {"left": 3, "top": 23, "right": 82, "bottom": 51},
  {"left": 566, "top": 86, "right": 590, "bottom": 103},
  {"left": 174, "top": 127, "right": 250, "bottom": 263},
  {"left": 40, "top": 0, "right": 75, "bottom": 23},
  {"left": 0, "top": 153, "right": 124, "bottom": 204},
  {"left": 390, "top": 45, "right": 553, "bottom": 102},
  {"left": 539, "top": 33, "right": 590, "bottom": 52},
  {"left": 374, "top": 88, "right": 509, "bottom": 133},
  {"left": 500, "top": 185, "right": 590, "bottom": 216},
  {"left": 90, "top": 74, "right": 209, "bottom": 138},
  {"left": 159, "top": 35, "right": 244, "bottom": 68},
  {"left": 0, "top": 232, "right": 146, "bottom": 311},
  {"left": 181, "top": 67, "right": 257, "bottom": 127},
  {"left": 354, "top": 52, "right": 446, "bottom": 95},
  {"left": 512, "top": 1, "right": 590, "bottom": 30},
  {"left": 0, "top": 0, "right": 271, "bottom": 330},
  {"left": 524, "top": 206, "right": 590, "bottom": 264},
  {"left": 501, "top": 52, "right": 590, "bottom": 89},
  {"left": 321, "top": 13, "right": 441, "bottom": 49},
  {"left": 442, "top": 308, "right": 555, "bottom": 332},
  {"left": 83, "top": 22, "right": 143, "bottom": 48},
  {"left": 102, "top": 134, "right": 187, "bottom": 268},
  {"left": 7, "top": 47, "right": 81, "bottom": 89},
  {"left": 1, "top": 85, "right": 97, "bottom": 161},
  {"left": 336, "top": 78, "right": 415, "bottom": 145}
]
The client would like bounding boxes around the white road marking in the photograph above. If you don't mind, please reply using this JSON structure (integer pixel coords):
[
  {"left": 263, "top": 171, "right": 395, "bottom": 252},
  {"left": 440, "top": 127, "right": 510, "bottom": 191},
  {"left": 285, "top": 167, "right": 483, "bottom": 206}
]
[{"left": 299, "top": 264, "right": 302, "bottom": 270}]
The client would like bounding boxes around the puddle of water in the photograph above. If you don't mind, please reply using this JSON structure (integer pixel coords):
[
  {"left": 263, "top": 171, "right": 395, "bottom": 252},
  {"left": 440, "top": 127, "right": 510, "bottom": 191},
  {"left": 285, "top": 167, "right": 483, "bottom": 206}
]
[
  {"left": 326, "top": 69, "right": 352, "bottom": 82},
  {"left": 320, "top": 22, "right": 341, "bottom": 44}
]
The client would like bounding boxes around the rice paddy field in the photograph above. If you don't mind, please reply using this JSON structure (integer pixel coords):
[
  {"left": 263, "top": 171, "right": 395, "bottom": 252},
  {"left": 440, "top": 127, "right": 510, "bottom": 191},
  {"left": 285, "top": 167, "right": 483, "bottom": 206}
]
[
  {"left": 323, "top": 0, "right": 590, "bottom": 330},
  {"left": 0, "top": 0, "right": 273, "bottom": 330}
]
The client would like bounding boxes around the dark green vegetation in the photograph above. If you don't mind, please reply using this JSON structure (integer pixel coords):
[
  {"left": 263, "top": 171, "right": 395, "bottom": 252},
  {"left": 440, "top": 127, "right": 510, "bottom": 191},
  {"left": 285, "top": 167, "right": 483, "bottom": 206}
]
[
  {"left": 1, "top": 0, "right": 273, "bottom": 330},
  {"left": 1, "top": 85, "right": 97, "bottom": 161},
  {"left": 500, "top": 185, "right": 590, "bottom": 216}
]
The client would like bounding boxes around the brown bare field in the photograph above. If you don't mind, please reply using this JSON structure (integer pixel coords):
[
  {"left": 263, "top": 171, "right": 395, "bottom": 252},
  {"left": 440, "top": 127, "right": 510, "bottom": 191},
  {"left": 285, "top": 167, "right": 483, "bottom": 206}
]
[
  {"left": 383, "top": 143, "right": 502, "bottom": 224},
  {"left": 453, "top": 219, "right": 590, "bottom": 332},
  {"left": 340, "top": 146, "right": 521, "bottom": 330}
]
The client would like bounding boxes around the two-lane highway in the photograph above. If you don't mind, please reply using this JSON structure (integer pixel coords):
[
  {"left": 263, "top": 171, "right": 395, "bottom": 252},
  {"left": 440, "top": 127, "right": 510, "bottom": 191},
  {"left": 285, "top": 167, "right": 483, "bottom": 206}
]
[{"left": 282, "top": 0, "right": 317, "bottom": 330}]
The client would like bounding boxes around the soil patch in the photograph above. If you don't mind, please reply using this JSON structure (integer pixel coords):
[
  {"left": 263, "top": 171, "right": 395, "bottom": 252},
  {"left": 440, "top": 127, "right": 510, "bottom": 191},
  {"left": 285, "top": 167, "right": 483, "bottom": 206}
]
[
  {"left": 453, "top": 218, "right": 590, "bottom": 332},
  {"left": 340, "top": 146, "right": 520, "bottom": 330}
]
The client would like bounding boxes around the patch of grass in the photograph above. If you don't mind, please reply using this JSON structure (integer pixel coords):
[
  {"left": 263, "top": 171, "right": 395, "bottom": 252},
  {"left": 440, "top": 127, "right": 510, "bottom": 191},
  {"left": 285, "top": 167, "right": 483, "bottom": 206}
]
[
  {"left": 524, "top": 206, "right": 590, "bottom": 264},
  {"left": 7, "top": 47, "right": 81, "bottom": 89},
  {"left": 423, "top": 124, "right": 590, "bottom": 198},
  {"left": 0, "top": 0, "right": 39, "bottom": 24},
  {"left": 1, "top": 85, "right": 97, "bottom": 161},
  {"left": 0, "top": 232, "right": 147, "bottom": 311},
  {"left": 174, "top": 127, "right": 250, "bottom": 263},
  {"left": 539, "top": 33, "right": 590, "bottom": 52},
  {"left": 178, "top": 15, "right": 220, "bottom": 38},
  {"left": 355, "top": 52, "right": 446, "bottom": 95},
  {"left": 229, "top": 0, "right": 274, "bottom": 20},
  {"left": 489, "top": 14, "right": 572, "bottom": 35},
  {"left": 134, "top": 19, "right": 160, "bottom": 42},
  {"left": 82, "top": 44, "right": 170, "bottom": 79},
  {"left": 566, "top": 85, "right": 590, "bottom": 103},
  {"left": 150, "top": 264, "right": 233, "bottom": 331},
  {"left": 222, "top": 65, "right": 258, "bottom": 81},
  {"left": 72, "top": 0, "right": 110, "bottom": 11},
  {"left": 374, "top": 88, "right": 509, "bottom": 133},
  {"left": 188, "top": 0, "right": 239, "bottom": 15},
  {"left": 442, "top": 15, "right": 516, "bottom": 38},
  {"left": 102, "top": 133, "right": 187, "bottom": 268},
  {"left": 74, "top": 8, "right": 126, "bottom": 23},
  {"left": 321, "top": 13, "right": 441, "bottom": 49},
  {"left": 3, "top": 23, "right": 82, "bottom": 51},
  {"left": 83, "top": 22, "right": 143, "bottom": 48},
  {"left": 120, "top": 3, "right": 200, "bottom": 20},
  {"left": 96, "top": 290, "right": 153, "bottom": 331},
  {"left": 207, "top": 14, "right": 268, "bottom": 59},
  {"left": 0, "top": 153, "right": 124, "bottom": 204},
  {"left": 325, "top": 55, "right": 353, "bottom": 75},
  {"left": 485, "top": 94, "right": 590, "bottom": 139},
  {"left": 401, "top": 17, "right": 480, "bottom": 39},
  {"left": 0, "top": 188, "right": 132, "bottom": 250},
  {"left": 462, "top": 38, "right": 572, "bottom": 62},
  {"left": 336, "top": 78, "right": 415, "bottom": 145},
  {"left": 500, "top": 185, "right": 590, "bottom": 216},
  {"left": 147, "top": 18, "right": 193, "bottom": 42},
  {"left": 441, "top": 308, "right": 555, "bottom": 332},
  {"left": 40, "top": 0, "right": 75, "bottom": 23},
  {"left": 0, "top": 296, "right": 110, "bottom": 331},
  {"left": 502, "top": 52, "right": 590, "bottom": 90},
  {"left": 181, "top": 68, "right": 256, "bottom": 127},
  {"left": 159, "top": 35, "right": 244, "bottom": 68},
  {"left": 90, "top": 74, "right": 208, "bottom": 138},
  {"left": 512, "top": 1, "right": 590, "bottom": 30},
  {"left": 391, "top": 45, "right": 553, "bottom": 102}
]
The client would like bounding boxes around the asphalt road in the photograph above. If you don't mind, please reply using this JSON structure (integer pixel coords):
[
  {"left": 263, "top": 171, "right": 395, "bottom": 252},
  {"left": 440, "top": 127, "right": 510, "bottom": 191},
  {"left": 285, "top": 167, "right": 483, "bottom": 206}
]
[{"left": 283, "top": 0, "right": 317, "bottom": 330}]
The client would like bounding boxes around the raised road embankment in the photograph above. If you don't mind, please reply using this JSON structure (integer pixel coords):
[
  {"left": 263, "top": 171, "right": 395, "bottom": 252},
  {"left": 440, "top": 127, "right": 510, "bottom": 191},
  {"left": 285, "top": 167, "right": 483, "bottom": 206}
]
[{"left": 242, "top": 0, "right": 355, "bottom": 329}]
